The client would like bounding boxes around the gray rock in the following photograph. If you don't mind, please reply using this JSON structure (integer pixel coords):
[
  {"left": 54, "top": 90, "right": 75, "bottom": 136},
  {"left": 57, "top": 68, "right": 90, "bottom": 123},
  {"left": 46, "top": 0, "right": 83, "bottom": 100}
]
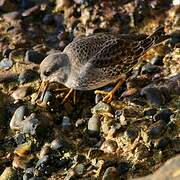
[
  {"left": 0, "top": 58, "right": 13, "bottom": 70},
  {"left": 25, "top": 50, "right": 46, "bottom": 64},
  {"left": 133, "top": 155, "right": 180, "bottom": 180}
]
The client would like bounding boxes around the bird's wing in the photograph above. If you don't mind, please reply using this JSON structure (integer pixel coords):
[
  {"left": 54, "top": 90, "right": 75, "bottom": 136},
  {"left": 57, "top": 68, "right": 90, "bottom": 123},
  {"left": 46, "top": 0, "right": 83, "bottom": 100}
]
[
  {"left": 63, "top": 33, "right": 117, "bottom": 64},
  {"left": 89, "top": 27, "right": 168, "bottom": 68}
]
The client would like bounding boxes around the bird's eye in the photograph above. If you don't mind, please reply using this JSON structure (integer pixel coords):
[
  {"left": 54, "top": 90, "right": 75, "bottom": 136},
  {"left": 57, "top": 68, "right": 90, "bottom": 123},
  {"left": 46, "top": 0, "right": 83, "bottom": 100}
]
[{"left": 44, "top": 70, "right": 51, "bottom": 76}]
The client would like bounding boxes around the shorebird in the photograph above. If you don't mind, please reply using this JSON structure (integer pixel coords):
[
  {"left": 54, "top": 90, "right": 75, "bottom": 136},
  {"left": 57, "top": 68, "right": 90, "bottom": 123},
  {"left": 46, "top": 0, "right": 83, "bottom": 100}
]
[{"left": 39, "top": 27, "right": 169, "bottom": 103}]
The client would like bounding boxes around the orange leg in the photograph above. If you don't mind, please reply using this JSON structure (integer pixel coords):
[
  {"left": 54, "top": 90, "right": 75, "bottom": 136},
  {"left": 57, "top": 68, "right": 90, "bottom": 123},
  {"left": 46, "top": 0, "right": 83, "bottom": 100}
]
[
  {"left": 61, "top": 88, "right": 74, "bottom": 104},
  {"left": 95, "top": 78, "right": 126, "bottom": 103}
]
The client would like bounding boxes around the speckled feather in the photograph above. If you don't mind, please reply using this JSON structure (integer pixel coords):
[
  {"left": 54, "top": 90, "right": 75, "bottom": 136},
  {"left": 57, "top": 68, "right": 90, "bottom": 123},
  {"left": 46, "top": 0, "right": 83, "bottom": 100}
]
[{"left": 40, "top": 27, "right": 169, "bottom": 90}]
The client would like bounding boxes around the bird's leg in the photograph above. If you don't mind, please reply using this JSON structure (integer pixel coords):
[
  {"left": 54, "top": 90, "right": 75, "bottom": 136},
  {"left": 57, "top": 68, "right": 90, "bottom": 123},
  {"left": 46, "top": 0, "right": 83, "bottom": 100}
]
[
  {"left": 61, "top": 88, "right": 74, "bottom": 104},
  {"left": 95, "top": 78, "right": 126, "bottom": 103},
  {"left": 35, "top": 81, "right": 49, "bottom": 102}
]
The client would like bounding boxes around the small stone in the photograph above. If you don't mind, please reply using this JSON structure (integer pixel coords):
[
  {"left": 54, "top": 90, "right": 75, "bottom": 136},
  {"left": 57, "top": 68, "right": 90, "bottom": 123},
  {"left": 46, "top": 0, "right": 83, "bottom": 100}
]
[
  {"left": 144, "top": 108, "right": 157, "bottom": 117},
  {"left": 102, "top": 167, "right": 118, "bottom": 180},
  {"left": 88, "top": 115, "right": 101, "bottom": 136},
  {"left": 142, "top": 63, "right": 161, "bottom": 74},
  {"left": 0, "top": 58, "right": 13, "bottom": 70},
  {"left": 10, "top": 106, "right": 27, "bottom": 131},
  {"left": 25, "top": 50, "right": 46, "bottom": 64},
  {"left": 74, "top": 164, "right": 85, "bottom": 176},
  {"left": 141, "top": 86, "right": 166, "bottom": 106},
  {"left": 18, "top": 69, "right": 38, "bottom": 84},
  {"left": 117, "top": 161, "right": 130, "bottom": 175},
  {"left": 21, "top": 113, "right": 41, "bottom": 135},
  {"left": 148, "top": 120, "right": 166, "bottom": 139},
  {"left": 153, "top": 109, "right": 173, "bottom": 124},
  {"left": 95, "top": 93, "right": 103, "bottom": 104},
  {"left": 124, "top": 129, "right": 138, "bottom": 142},
  {"left": 50, "top": 138, "right": 71, "bottom": 151},
  {"left": 12, "top": 86, "right": 31, "bottom": 100},
  {"left": 101, "top": 140, "right": 118, "bottom": 154},
  {"left": 43, "top": 14, "right": 55, "bottom": 25},
  {"left": 74, "top": 154, "right": 86, "bottom": 163},
  {"left": 61, "top": 116, "right": 72, "bottom": 130},
  {"left": 0, "top": 167, "right": 17, "bottom": 180},
  {"left": 151, "top": 55, "right": 164, "bottom": 66},
  {"left": 37, "top": 91, "right": 53, "bottom": 108},
  {"left": 14, "top": 133, "right": 26, "bottom": 145},
  {"left": 0, "top": 72, "right": 17, "bottom": 83},
  {"left": 154, "top": 137, "right": 170, "bottom": 149},
  {"left": 3, "top": 11, "right": 21, "bottom": 24}
]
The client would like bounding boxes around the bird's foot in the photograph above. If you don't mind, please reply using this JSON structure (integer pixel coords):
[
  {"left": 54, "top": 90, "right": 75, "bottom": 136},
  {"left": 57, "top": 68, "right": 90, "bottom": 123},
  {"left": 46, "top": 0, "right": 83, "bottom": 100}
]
[
  {"left": 95, "top": 78, "right": 126, "bottom": 103},
  {"left": 61, "top": 88, "right": 74, "bottom": 104}
]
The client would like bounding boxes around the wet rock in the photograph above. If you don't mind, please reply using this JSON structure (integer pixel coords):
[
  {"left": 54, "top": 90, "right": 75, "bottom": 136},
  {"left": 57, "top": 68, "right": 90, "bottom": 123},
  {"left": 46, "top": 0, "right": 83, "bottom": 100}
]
[
  {"left": 50, "top": 138, "right": 71, "bottom": 151},
  {"left": 133, "top": 155, "right": 180, "bottom": 180},
  {"left": 148, "top": 120, "right": 166, "bottom": 139},
  {"left": 0, "top": 58, "right": 13, "bottom": 70},
  {"left": 124, "top": 129, "right": 138, "bottom": 142},
  {"left": 141, "top": 87, "right": 165, "bottom": 106},
  {"left": 43, "top": 14, "right": 55, "bottom": 25},
  {"left": 142, "top": 63, "right": 161, "bottom": 74},
  {"left": 61, "top": 116, "right": 72, "bottom": 130},
  {"left": 0, "top": 167, "right": 17, "bottom": 180},
  {"left": 88, "top": 115, "right": 101, "bottom": 136},
  {"left": 0, "top": 0, "right": 17, "bottom": 12},
  {"left": 100, "top": 140, "right": 118, "bottom": 154},
  {"left": 117, "top": 161, "right": 130, "bottom": 176},
  {"left": 24, "top": 50, "right": 46, "bottom": 64},
  {"left": 91, "top": 101, "right": 113, "bottom": 117},
  {"left": 14, "top": 133, "right": 26, "bottom": 145},
  {"left": 154, "top": 137, "right": 170, "bottom": 149},
  {"left": 3, "top": 11, "right": 21, "bottom": 24},
  {"left": 144, "top": 108, "right": 157, "bottom": 117},
  {"left": 102, "top": 167, "right": 118, "bottom": 180},
  {"left": 21, "top": 113, "right": 41, "bottom": 135},
  {"left": 11, "top": 86, "right": 31, "bottom": 100},
  {"left": 74, "top": 163, "right": 85, "bottom": 176},
  {"left": 151, "top": 56, "right": 164, "bottom": 66},
  {"left": 74, "top": 154, "right": 86, "bottom": 163},
  {"left": 0, "top": 72, "right": 17, "bottom": 83},
  {"left": 95, "top": 93, "right": 103, "bottom": 104},
  {"left": 153, "top": 109, "right": 173, "bottom": 124},
  {"left": 10, "top": 105, "right": 27, "bottom": 131},
  {"left": 18, "top": 69, "right": 38, "bottom": 84},
  {"left": 2, "top": 48, "right": 12, "bottom": 58}
]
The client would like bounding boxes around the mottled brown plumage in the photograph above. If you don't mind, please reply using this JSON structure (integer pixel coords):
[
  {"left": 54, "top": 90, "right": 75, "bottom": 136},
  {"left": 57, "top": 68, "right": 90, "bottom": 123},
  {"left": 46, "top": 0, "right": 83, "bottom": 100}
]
[{"left": 40, "top": 27, "right": 169, "bottom": 91}]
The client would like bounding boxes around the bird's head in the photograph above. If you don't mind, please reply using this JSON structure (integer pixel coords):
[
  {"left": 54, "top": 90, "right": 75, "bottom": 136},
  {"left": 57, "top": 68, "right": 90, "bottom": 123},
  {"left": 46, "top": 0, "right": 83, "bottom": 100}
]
[{"left": 40, "top": 53, "right": 70, "bottom": 84}]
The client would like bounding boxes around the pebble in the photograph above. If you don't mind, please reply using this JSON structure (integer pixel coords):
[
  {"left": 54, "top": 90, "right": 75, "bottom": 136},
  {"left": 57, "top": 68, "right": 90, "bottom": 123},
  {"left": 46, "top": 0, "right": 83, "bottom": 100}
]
[
  {"left": 91, "top": 101, "right": 113, "bottom": 117},
  {"left": 124, "top": 129, "right": 138, "bottom": 142},
  {"left": 0, "top": 58, "right": 13, "bottom": 70},
  {"left": 151, "top": 55, "right": 164, "bottom": 66},
  {"left": 141, "top": 63, "right": 161, "bottom": 74},
  {"left": 24, "top": 50, "right": 46, "bottom": 64},
  {"left": 117, "top": 161, "right": 130, "bottom": 176},
  {"left": 0, "top": 167, "right": 17, "bottom": 180},
  {"left": 2, "top": 48, "right": 12, "bottom": 58},
  {"left": 61, "top": 116, "right": 72, "bottom": 130},
  {"left": 10, "top": 105, "right": 26, "bottom": 130},
  {"left": 100, "top": 139, "right": 118, "bottom": 154},
  {"left": 11, "top": 86, "right": 31, "bottom": 100},
  {"left": 102, "top": 167, "right": 118, "bottom": 180},
  {"left": 141, "top": 86, "right": 166, "bottom": 106},
  {"left": 88, "top": 115, "right": 101, "bottom": 136},
  {"left": 148, "top": 120, "right": 167, "bottom": 139},
  {"left": 74, "top": 154, "right": 86, "bottom": 163},
  {"left": 14, "top": 133, "right": 26, "bottom": 145},
  {"left": 154, "top": 137, "right": 170, "bottom": 149},
  {"left": 3, "top": 11, "right": 21, "bottom": 24},
  {"left": 74, "top": 163, "right": 85, "bottom": 176},
  {"left": 42, "top": 14, "right": 55, "bottom": 25},
  {"left": 0, "top": 72, "right": 17, "bottom": 83},
  {"left": 21, "top": 113, "right": 41, "bottom": 135},
  {"left": 18, "top": 69, "right": 38, "bottom": 84},
  {"left": 50, "top": 138, "right": 71, "bottom": 151},
  {"left": 153, "top": 109, "right": 173, "bottom": 124},
  {"left": 37, "top": 91, "right": 53, "bottom": 108}
]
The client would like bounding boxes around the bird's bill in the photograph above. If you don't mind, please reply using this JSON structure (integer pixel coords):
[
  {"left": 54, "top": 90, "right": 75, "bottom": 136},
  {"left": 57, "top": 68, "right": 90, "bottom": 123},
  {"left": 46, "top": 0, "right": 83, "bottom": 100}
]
[{"left": 36, "top": 81, "right": 49, "bottom": 102}]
